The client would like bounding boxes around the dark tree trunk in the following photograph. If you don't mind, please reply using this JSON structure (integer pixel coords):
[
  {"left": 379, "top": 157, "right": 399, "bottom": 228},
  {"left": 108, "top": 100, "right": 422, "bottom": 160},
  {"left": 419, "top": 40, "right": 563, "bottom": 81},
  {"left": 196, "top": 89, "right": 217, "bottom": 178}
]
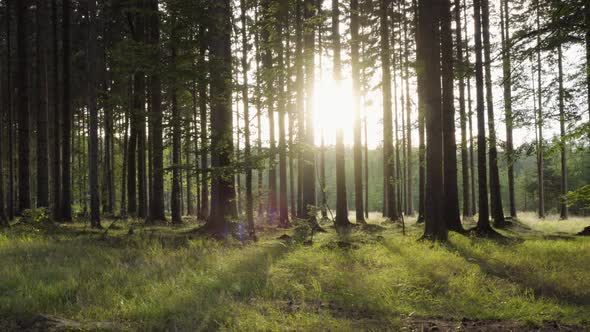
[
  {"left": 36, "top": 0, "right": 49, "bottom": 209},
  {"left": 202, "top": 0, "right": 234, "bottom": 236},
  {"left": 135, "top": 2, "right": 147, "bottom": 220},
  {"left": 61, "top": 0, "right": 72, "bottom": 221},
  {"left": 419, "top": 0, "right": 447, "bottom": 241},
  {"left": 197, "top": 25, "right": 209, "bottom": 220},
  {"left": 536, "top": 3, "right": 545, "bottom": 219},
  {"left": 351, "top": 0, "right": 365, "bottom": 223},
  {"left": 481, "top": 0, "right": 506, "bottom": 228},
  {"left": 473, "top": 0, "right": 493, "bottom": 234},
  {"left": 87, "top": 0, "right": 101, "bottom": 228},
  {"left": 17, "top": 0, "right": 31, "bottom": 214},
  {"left": 277, "top": 0, "right": 290, "bottom": 227},
  {"left": 240, "top": 0, "right": 255, "bottom": 237},
  {"left": 415, "top": 0, "right": 426, "bottom": 224},
  {"left": 379, "top": 0, "right": 398, "bottom": 222},
  {"left": 500, "top": 0, "right": 516, "bottom": 219},
  {"left": 333, "top": 0, "right": 351, "bottom": 228},
  {"left": 403, "top": 0, "right": 413, "bottom": 217},
  {"left": 254, "top": 7, "right": 264, "bottom": 220},
  {"left": 455, "top": 0, "right": 471, "bottom": 219},
  {"left": 50, "top": 0, "right": 61, "bottom": 221},
  {"left": 557, "top": 44, "right": 568, "bottom": 220},
  {"left": 302, "top": 0, "right": 316, "bottom": 222},
  {"left": 441, "top": 0, "right": 462, "bottom": 233},
  {"left": 147, "top": 0, "right": 165, "bottom": 223},
  {"left": 464, "top": 0, "right": 476, "bottom": 216},
  {"left": 171, "top": 39, "right": 181, "bottom": 225}
]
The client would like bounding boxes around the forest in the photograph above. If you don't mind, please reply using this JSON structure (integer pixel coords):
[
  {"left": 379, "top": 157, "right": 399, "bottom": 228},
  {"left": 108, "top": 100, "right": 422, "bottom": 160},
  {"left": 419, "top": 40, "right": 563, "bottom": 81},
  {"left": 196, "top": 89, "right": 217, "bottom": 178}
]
[{"left": 0, "top": 0, "right": 589, "bottom": 330}]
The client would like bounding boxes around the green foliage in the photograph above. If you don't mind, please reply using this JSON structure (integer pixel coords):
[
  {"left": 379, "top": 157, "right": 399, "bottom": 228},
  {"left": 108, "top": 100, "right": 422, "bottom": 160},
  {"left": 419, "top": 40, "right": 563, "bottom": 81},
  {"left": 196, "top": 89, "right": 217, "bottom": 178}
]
[
  {"left": 1, "top": 217, "right": 589, "bottom": 330},
  {"left": 565, "top": 185, "right": 590, "bottom": 211},
  {"left": 19, "top": 208, "right": 52, "bottom": 225}
]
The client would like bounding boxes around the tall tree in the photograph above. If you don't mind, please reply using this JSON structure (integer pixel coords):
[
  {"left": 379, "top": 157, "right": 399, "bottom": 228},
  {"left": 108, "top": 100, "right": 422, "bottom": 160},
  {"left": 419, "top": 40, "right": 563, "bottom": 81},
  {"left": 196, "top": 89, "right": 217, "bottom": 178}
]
[
  {"left": 441, "top": 0, "right": 462, "bottom": 232},
  {"left": 302, "top": 0, "right": 317, "bottom": 221},
  {"left": 240, "top": 0, "right": 255, "bottom": 237},
  {"left": 277, "top": 0, "right": 290, "bottom": 227},
  {"left": 333, "top": 0, "right": 351, "bottom": 228},
  {"left": 201, "top": 0, "right": 234, "bottom": 236},
  {"left": 415, "top": 0, "right": 425, "bottom": 223},
  {"left": 500, "top": 0, "right": 516, "bottom": 219},
  {"left": 147, "top": 0, "right": 166, "bottom": 223},
  {"left": 557, "top": 43, "right": 568, "bottom": 220},
  {"left": 350, "top": 0, "right": 365, "bottom": 223},
  {"left": 197, "top": 25, "right": 209, "bottom": 220},
  {"left": 16, "top": 0, "right": 31, "bottom": 214},
  {"left": 419, "top": 0, "right": 446, "bottom": 241},
  {"left": 136, "top": 1, "right": 148, "bottom": 219},
  {"left": 36, "top": 0, "right": 49, "bottom": 209},
  {"left": 536, "top": 1, "right": 545, "bottom": 219},
  {"left": 455, "top": 0, "right": 471, "bottom": 218},
  {"left": 379, "top": 0, "right": 398, "bottom": 222},
  {"left": 473, "top": 0, "right": 493, "bottom": 234},
  {"left": 87, "top": 0, "right": 101, "bottom": 228},
  {"left": 51, "top": 0, "right": 61, "bottom": 221},
  {"left": 481, "top": 0, "right": 506, "bottom": 228},
  {"left": 403, "top": 0, "right": 413, "bottom": 217},
  {"left": 170, "top": 24, "right": 181, "bottom": 225}
]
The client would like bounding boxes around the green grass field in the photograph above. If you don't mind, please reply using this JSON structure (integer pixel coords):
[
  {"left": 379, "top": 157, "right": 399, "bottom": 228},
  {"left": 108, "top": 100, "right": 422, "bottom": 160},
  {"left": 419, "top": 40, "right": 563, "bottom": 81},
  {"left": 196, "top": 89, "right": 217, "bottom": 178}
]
[{"left": 1, "top": 214, "right": 589, "bottom": 331}]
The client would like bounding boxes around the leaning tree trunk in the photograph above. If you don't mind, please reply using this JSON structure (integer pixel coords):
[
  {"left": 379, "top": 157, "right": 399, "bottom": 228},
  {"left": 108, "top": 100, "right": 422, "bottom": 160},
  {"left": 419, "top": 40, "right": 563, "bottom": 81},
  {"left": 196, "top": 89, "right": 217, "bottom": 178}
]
[
  {"left": 17, "top": 0, "right": 31, "bottom": 214},
  {"left": 481, "top": 0, "right": 506, "bottom": 228}
]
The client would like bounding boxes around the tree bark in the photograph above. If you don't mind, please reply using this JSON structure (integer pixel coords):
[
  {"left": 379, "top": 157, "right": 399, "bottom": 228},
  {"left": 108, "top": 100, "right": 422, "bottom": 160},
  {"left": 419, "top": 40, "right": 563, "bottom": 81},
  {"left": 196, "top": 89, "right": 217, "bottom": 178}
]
[
  {"left": 441, "top": 0, "right": 463, "bottom": 233},
  {"left": 379, "top": 0, "right": 398, "bottom": 222},
  {"left": 414, "top": 0, "right": 425, "bottom": 224},
  {"left": 500, "top": 0, "right": 516, "bottom": 219},
  {"left": 536, "top": 3, "right": 545, "bottom": 219},
  {"left": 171, "top": 36, "right": 181, "bottom": 225},
  {"left": 87, "top": 0, "right": 101, "bottom": 228},
  {"left": 557, "top": 44, "right": 568, "bottom": 220},
  {"left": 419, "top": 0, "right": 447, "bottom": 241},
  {"left": 36, "top": 0, "right": 50, "bottom": 209},
  {"left": 17, "top": 0, "right": 31, "bottom": 214},
  {"left": 202, "top": 0, "right": 234, "bottom": 236},
  {"left": 481, "top": 0, "right": 506, "bottom": 228},
  {"left": 197, "top": 25, "right": 209, "bottom": 220},
  {"left": 403, "top": 0, "right": 413, "bottom": 217},
  {"left": 277, "top": 0, "right": 290, "bottom": 227},
  {"left": 50, "top": 0, "right": 61, "bottom": 221},
  {"left": 455, "top": 0, "right": 471, "bottom": 218},
  {"left": 351, "top": 0, "right": 365, "bottom": 223}
]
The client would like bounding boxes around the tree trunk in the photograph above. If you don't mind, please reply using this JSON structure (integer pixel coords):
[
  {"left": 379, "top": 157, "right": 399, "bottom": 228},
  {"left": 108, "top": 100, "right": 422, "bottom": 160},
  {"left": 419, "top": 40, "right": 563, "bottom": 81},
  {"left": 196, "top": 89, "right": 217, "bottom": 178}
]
[
  {"left": 455, "top": 0, "right": 471, "bottom": 219},
  {"left": 473, "top": 0, "right": 493, "bottom": 234},
  {"left": 403, "top": 0, "right": 413, "bottom": 217},
  {"left": 240, "top": 0, "right": 255, "bottom": 237},
  {"left": 17, "top": 0, "right": 31, "bottom": 214},
  {"left": 333, "top": 0, "right": 351, "bottom": 228},
  {"left": 441, "top": 0, "right": 462, "bottom": 232},
  {"left": 302, "top": 0, "right": 317, "bottom": 222},
  {"left": 464, "top": 0, "right": 477, "bottom": 216},
  {"left": 586, "top": 2, "right": 590, "bottom": 122},
  {"left": 415, "top": 0, "right": 425, "bottom": 224},
  {"left": 557, "top": 44, "right": 568, "bottom": 220},
  {"left": 500, "top": 0, "right": 516, "bottom": 219},
  {"left": 87, "top": 0, "right": 101, "bottom": 228},
  {"left": 171, "top": 39, "right": 181, "bottom": 225},
  {"left": 50, "top": 0, "right": 61, "bottom": 221},
  {"left": 481, "top": 0, "right": 506, "bottom": 228},
  {"left": 379, "top": 0, "right": 398, "bottom": 222},
  {"left": 536, "top": 3, "right": 545, "bottom": 219},
  {"left": 203, "top": 0, "right": 234, "bottom": 236},
  {"left": 277, "top": 0, "right": 290, "bottom": 227},
  {"left": 197, "top": 25, "right": 209, "bottom": 220},
  {"left": 350, "top": 0, "right": 365, "bottom": 223},
  {"left": 135, "top": 2, "right": 147, "bottom": 220},
  {"left": 36, "top": 0, "right": 49, "bottom": 209},
  {"left": 419, "top": 0, "right": 446, "bottom": 241},
  {"left": 147, "top": 0, "right": 166, "bottom": 223}
]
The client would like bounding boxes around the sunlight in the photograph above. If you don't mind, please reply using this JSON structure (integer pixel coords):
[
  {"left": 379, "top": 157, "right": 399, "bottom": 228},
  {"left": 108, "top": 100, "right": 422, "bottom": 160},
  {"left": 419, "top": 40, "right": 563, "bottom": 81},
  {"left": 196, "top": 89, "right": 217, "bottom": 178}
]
[{"left": 314, "top": 78, "right": 355, "bottom": 146}]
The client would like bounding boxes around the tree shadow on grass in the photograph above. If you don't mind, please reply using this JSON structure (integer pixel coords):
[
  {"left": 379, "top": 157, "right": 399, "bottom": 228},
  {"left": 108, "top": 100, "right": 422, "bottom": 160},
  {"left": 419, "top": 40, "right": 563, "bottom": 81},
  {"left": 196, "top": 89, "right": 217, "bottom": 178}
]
[{"left": 445, "top": 240, "right": 590, "bottom": 307}]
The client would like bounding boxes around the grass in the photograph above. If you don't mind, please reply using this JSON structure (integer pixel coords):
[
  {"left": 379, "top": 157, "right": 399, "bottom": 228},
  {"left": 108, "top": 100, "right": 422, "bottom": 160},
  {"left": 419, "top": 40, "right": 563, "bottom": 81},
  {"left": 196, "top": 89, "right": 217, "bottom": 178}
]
[{"left": 0, "top": 214, "right": 589, "bottom": 331}]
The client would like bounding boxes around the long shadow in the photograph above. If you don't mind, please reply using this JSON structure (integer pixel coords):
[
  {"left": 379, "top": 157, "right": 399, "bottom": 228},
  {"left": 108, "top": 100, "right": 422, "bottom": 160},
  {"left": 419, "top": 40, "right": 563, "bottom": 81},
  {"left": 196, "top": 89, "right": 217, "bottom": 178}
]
[{"left": 445, "top": 240, "right": 590, "bottom": 307}]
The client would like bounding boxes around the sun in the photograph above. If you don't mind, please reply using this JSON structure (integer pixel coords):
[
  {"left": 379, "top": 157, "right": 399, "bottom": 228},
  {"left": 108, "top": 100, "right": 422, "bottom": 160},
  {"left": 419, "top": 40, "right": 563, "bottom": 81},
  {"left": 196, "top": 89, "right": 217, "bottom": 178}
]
[{"left": 314, "top": 78, "right": 355, "bottom": 146}]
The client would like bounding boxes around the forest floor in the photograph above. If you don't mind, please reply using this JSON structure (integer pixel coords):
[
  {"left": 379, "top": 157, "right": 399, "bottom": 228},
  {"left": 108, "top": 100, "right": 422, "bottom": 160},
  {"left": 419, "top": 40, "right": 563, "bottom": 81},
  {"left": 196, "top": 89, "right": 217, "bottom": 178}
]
[{"left": 0, "top": 212, "right": 589, "bottom": 331}]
